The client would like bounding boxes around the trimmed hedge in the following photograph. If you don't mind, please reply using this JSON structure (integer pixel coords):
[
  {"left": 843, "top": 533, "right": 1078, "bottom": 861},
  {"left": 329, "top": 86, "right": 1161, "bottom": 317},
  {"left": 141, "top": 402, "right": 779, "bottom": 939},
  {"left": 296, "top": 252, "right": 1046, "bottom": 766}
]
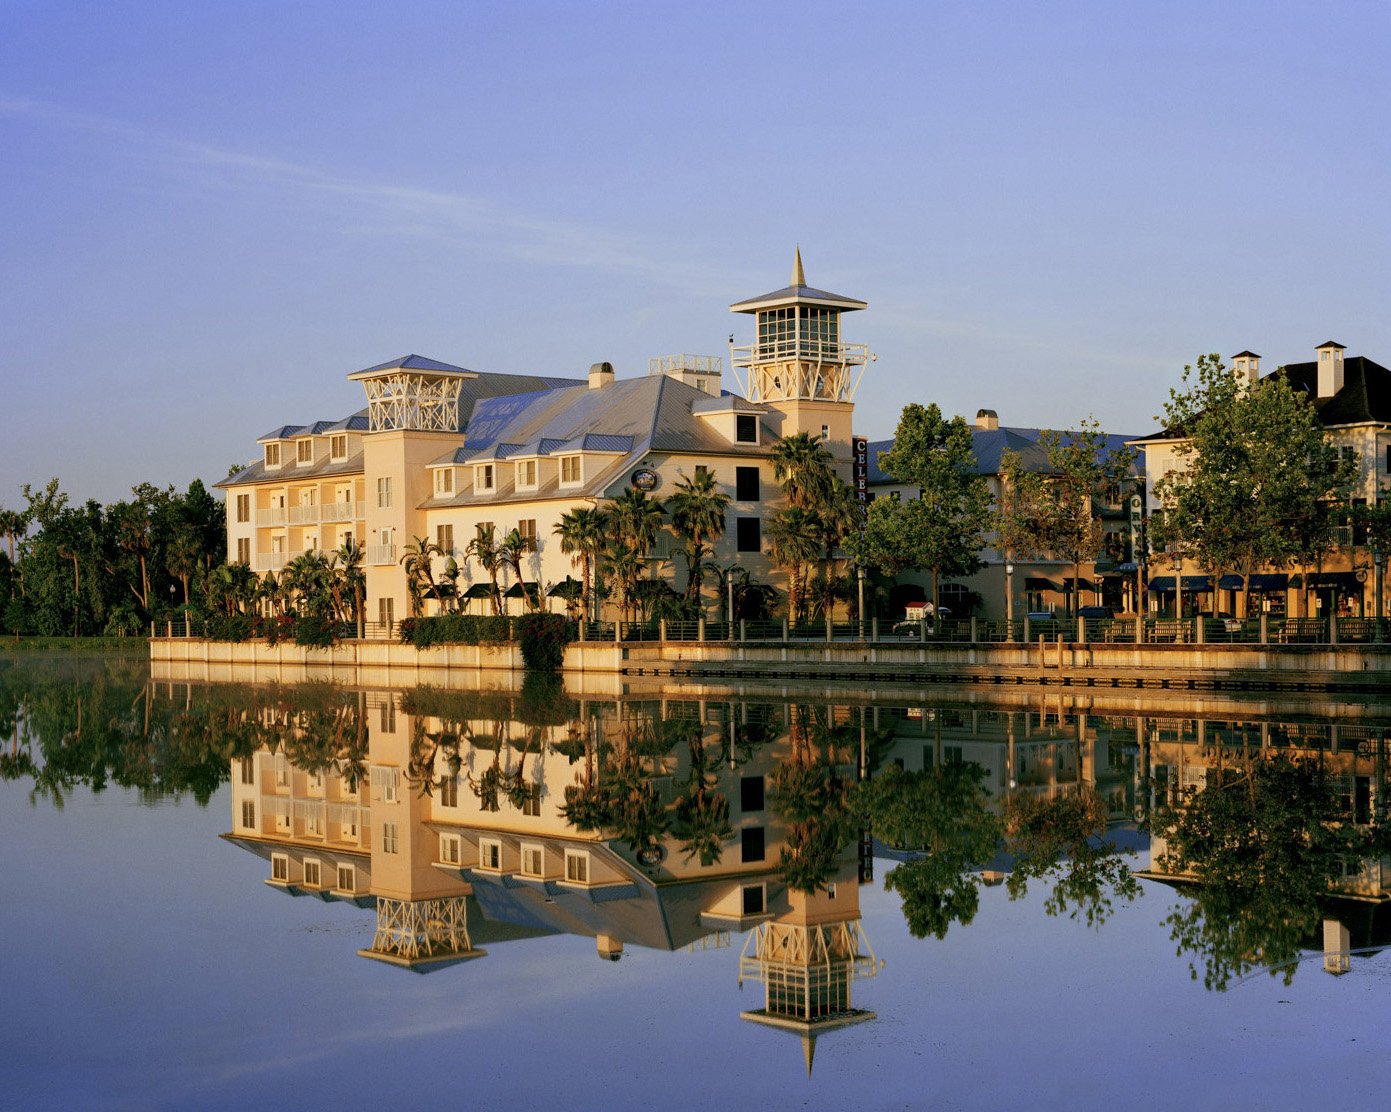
[
  {"left": 402, "top": 614, "right": 514, "bottom": 649},
  {"left": 402, "top": 612, "right": 576, "bottom": 672}
]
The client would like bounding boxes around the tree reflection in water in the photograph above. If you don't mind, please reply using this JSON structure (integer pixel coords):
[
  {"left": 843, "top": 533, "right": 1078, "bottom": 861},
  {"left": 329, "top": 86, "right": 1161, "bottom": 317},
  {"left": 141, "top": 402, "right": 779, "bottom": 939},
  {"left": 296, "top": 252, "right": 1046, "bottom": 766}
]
[{"left": 1151, "top": 753, "right": 1390, "bottom": 991}]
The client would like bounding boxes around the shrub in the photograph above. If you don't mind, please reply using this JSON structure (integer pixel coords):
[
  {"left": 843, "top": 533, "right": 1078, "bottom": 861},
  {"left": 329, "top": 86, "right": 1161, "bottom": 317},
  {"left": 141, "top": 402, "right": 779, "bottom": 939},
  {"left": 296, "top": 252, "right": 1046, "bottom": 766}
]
[
  {"left": 294, "top": 612, "right": 337, "bottom": 650},
  {"left": 406, "top": 614, "right": 514, "bottom": 648},
  {"left": 517, "top": 612, "right": 575, "bottom": 672},
  {"left": 206, "top": 613, "right": 254, "bottom": 642}
]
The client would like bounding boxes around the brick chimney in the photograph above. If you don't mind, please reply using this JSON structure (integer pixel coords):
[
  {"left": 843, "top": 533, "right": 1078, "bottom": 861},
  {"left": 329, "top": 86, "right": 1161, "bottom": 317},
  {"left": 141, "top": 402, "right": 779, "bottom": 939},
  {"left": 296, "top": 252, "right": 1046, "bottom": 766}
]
[{"left": 1316, "top": 342, "right": 1345, "bottom": 398}]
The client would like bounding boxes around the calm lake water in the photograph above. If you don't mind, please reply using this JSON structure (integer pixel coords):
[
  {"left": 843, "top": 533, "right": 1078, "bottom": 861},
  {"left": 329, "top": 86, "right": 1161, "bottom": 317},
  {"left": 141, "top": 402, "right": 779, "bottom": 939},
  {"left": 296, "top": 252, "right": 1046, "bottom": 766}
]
[{"left": 3, "top": 652, "right": 1390, "bottom": 1112}]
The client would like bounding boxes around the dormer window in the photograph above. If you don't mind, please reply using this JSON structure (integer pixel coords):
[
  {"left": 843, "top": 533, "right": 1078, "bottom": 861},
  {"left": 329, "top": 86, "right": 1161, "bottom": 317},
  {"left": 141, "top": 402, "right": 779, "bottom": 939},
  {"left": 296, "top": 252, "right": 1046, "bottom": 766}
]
[
  {"left": 296, "top": 438, "right": 313, "bottom": 465},
  {"left": 736, "top": 415, "right": 758, "bottom": 444},
  {"left": 264, "top": 443, "right": 281, "bottom": 468},
  {"left": 434, "top": 468, "right": 455, "bottom": 496},
  {"left": 516, "top": 459, "right": 538, "bottom": 490},
  {"left": 476, "top": 464, "right": 495, "bottom": 493},
  {"left": 559, "top": 455, "right": 581, "bottom": 485},
  {"left": 329, "top": 434, "right": 347, "bottom": 461}
]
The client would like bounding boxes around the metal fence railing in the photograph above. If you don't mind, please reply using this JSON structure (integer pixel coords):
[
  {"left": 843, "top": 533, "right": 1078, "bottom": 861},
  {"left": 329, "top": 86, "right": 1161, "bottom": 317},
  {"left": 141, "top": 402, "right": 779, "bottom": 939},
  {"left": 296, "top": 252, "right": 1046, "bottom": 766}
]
[{"left": 151, "top": 613, "right": 1391, "bottom": 647}]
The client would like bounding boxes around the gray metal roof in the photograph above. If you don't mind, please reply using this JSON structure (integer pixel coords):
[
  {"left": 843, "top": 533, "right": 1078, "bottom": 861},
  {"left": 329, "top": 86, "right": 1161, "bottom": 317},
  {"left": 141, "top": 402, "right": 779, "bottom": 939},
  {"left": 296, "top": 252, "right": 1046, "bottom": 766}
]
[
  {"left": 866, "top": 425, "right": 1142, "bottom": 484},
  {"left": 352, "top": 353, "right": 475, "bottom": 376},
  {"left": 257, "top": 424, "right": 307, "bottom": 442},
  {"left": 729, "top": 284, "right": 868, "bottom": 313}
]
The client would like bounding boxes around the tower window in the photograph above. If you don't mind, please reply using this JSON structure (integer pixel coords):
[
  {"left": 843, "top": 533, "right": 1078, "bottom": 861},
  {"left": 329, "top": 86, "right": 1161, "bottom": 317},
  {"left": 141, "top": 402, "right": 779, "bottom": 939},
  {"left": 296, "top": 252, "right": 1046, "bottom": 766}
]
[{"left": 736, "top": 416, "right": 757, "bottom": 444}]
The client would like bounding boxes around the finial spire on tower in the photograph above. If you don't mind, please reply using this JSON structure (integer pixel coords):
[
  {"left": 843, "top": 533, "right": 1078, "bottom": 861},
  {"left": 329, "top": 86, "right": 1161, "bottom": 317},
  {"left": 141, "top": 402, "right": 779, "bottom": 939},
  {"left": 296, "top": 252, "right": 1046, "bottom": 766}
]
[{"left": 791, "top": 244, "right": 805, "bottom": 288}]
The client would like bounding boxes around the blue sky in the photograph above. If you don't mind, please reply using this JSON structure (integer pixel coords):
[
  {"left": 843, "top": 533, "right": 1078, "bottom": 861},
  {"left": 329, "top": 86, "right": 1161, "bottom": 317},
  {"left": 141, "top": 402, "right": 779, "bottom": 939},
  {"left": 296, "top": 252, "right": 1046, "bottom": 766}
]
[{"left": 2, "top": 0, "right": 1389, "bottom": 505}]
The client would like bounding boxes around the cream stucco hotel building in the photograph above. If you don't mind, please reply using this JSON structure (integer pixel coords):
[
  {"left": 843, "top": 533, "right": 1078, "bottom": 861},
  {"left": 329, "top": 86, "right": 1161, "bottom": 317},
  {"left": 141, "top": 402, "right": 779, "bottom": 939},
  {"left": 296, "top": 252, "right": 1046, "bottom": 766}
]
[{"left": 219, "top": 252, "right": 871, "bottom": 628}]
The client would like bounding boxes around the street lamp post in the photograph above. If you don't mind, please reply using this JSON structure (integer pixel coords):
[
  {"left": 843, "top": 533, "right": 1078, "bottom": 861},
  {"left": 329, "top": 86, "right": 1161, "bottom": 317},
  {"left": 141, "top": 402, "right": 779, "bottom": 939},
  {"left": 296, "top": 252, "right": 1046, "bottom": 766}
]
[
  {"left": 1005, "top": 561, "right": 1015, "bottom": 637},
  {"left": 1376, "top": 549, "right": 1384, "bottom": 624}
]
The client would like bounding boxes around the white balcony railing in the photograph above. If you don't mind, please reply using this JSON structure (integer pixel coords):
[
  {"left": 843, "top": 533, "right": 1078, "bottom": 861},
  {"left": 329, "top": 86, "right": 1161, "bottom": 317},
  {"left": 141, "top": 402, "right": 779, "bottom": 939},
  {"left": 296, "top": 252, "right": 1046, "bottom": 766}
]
[
  {"left": 256, "top": 507, "right": 287, "bottom": 527},
  {"left": 366, "top": 544, "right": 397, "bottom": 566},
  {"left": 321, "top": 500, "right": 364, "bottom": 524},
  {"left": 289, "top": 504, "right": 319, "bottom": 525},
  {"left": 729, "top": 340, "right": 869, "bottom": 369}
]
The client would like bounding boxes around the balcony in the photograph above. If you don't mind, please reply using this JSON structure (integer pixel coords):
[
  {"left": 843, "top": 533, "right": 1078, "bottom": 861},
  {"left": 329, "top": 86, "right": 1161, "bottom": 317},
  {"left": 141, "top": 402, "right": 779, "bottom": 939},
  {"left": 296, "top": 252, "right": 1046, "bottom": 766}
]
[
  {"left": 321, "top": 500, "right": 364, "bottom": 524},
  {"left": 288, "top": 504, "right": 320, "bottom": 526},
  {"left": 366, "top": 544, "right": 397, "bottom": 566},
  {"left": 256, "top": 551, "right": 289, "bottom": 572},
  {"left": 256, "top": 507, "right": 287, "bottom": 527},
  {"left": 729, "top": 340, "right": 869, "bottom": 370}
]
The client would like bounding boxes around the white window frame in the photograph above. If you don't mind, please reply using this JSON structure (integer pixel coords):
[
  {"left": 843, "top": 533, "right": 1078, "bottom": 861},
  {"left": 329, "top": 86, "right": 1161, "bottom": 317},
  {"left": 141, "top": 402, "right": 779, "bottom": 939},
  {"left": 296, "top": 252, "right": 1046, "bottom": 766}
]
[
  {"left": 371, "top": 765, "right": 400, "bottom": 803},
  {"left": 476, "top": 464, "right": 495, "bottom": 493},
  {"left": 439, "top": 833, "right": 462, "bottom": 865},
  {"left": 271, "top": 853, "right": 289, "bottom": 883},
  {"left": 236, "top": 537, "right": 251, "bottom": 564},
  {"left": 434, "top": 468, "right": 455, "bottom": 496},
  {"left": 515, "top": 458, "right": 538, "bottom": 491},
  {"left": 296, "top": 438, "right": 313, "bottom": 466},
  {"left": 559, "top": 455, "right": 582, "bottom": 486},
  {"left": 382, "top": 821, "right": 399, "bottom": 854},
  {"left": 235, "top": 493, "right": 250, "bottom": 523},
  {"left": 335, "top": 863, "right": 357, "bottom": 894},
  {"left": 303, "top": 858, "right": 322, "bottom": 888},
  {"left": 478, "top": 838, "right": 503, "bottom": 872},
  {"left": 329, "top": 434, "right": 347, "bottom": 461},
  {"left": 436, "top": 523, "right": 455, "bottom": 558},
  {"left": 563, "top": 849, "right": 590, "bottom": 884},
  {"left": 264, "top": 442, "right": 282, "bottom": 468},
  {"left": 439, "top": 772, "right": 459, "bottom": 809},
  {"left": 376, "top": 477, "right": 392, "bottom": 509},
  {"left": 240, "top": 800, "right": 256, "bottom": 829},
  {"left": 520, "top": 843, "right": 544, "bottom": 878}
]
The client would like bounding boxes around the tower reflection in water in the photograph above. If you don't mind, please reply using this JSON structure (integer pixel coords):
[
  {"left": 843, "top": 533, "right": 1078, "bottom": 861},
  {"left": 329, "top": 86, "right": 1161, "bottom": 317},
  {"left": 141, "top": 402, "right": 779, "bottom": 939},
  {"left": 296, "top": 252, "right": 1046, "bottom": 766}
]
[{"left": 222, "top": 687, "right": 885, "bottom": 1071}]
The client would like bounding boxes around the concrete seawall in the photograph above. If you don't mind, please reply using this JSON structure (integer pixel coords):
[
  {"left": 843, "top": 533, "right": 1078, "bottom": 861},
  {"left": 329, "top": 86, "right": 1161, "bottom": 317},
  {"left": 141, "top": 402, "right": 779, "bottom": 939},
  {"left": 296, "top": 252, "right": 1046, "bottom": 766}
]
[{"left": 151, "top": 636, "right": 1391, "bottom": 692}]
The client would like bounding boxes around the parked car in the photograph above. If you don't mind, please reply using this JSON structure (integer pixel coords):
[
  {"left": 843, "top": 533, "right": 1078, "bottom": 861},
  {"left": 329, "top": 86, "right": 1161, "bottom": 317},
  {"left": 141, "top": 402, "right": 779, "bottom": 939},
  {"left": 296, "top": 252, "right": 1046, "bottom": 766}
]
[
  {"left": 1026, "top": 610, "right": 1058, "bottom": 622},
  {"left": 1077, "top": 605, "right": 1115, "bottom": 620}
]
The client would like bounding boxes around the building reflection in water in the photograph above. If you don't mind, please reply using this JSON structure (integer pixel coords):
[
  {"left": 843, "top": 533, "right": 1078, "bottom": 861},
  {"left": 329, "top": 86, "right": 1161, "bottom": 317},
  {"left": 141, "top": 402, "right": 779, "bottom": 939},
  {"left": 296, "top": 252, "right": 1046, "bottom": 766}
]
[{"left": 102, "top": 679, "right": 1386, "bottom": 1065}]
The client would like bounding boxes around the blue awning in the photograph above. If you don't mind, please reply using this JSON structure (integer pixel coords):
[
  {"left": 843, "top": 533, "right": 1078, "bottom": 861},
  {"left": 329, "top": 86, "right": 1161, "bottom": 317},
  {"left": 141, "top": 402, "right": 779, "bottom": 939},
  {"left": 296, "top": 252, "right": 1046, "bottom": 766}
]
[
  {"left": 1248, "top": 573, "right": 1289, "bottom": 591},
  {"left": 1218, "top": 574, "right": 1244, "bottom": 590},
  {"left": 1147, "top": 575, "right": 1212, "bottom": 592}
]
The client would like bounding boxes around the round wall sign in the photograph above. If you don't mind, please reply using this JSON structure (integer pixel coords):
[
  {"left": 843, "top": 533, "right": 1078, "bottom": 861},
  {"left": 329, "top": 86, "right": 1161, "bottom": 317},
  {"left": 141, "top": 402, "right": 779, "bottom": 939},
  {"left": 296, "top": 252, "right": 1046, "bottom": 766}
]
[{"left": 631, "top": 468, "right": 658, "bottom": 491}]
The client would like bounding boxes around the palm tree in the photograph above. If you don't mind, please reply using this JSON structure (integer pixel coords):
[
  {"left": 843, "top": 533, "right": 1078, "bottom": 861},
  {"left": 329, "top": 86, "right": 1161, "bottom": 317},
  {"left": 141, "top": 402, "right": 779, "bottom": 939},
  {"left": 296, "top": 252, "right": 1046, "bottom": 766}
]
[
  {"left": 330, "top": 539, "right": 365, "bottom": 626},
  {"left": 666, "top": 471, "right": 730, "bottom": 605},
  {"left": 554, "top": 506, "right": 608, "bottom": 621},
  {"left": 465, "top": 524, "right": 505, "bottom": 616},
  {"left": 611, "top": 488, "right": 665, "bottom": 557},
  {"left": 498, "top": 528, "right": 537, "bottom": 612},
  {"left": 770, "top": 432, "right": 834, "bottom": 511},
  {"left": 812, "top": 474, "right": 860, "bottom": 619},
  {"left": 399, "top": 535, "right": 441, "bottom": 617},
  {"left": 0, "top": 504, "right": 27, "bottom": 566},
  {"left": 766, "top": 508, "right": 822, "bottom": 624}
]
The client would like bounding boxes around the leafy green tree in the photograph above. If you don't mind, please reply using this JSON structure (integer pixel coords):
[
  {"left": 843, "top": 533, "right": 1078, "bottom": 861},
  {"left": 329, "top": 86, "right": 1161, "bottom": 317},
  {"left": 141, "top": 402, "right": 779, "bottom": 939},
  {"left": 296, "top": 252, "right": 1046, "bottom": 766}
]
[
  {"left": 1002, "top": 788, "right": 1138, "bottom": 927},
  {"left": 864, "top": 403, "right": 992, "bottom": 615},
  {"left": 1152, "top": 354, "right": 1354, "bottom": 617},
  {"left": 858, "top": 761, "right": 1001, "bottom": 939},
  {"left": 998, "top": 419, "right": 1135, "bottom": 616},
  {"left": 1151, "top": 753, "right": 1386, "bottom": 991}
]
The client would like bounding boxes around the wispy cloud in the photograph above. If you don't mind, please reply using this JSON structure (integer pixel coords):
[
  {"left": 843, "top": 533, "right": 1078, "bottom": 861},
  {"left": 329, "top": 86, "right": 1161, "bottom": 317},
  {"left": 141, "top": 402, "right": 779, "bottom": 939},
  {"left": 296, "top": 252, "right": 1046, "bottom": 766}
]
[{"left": 0, "top": 95, "right": 726, "bottom": 291}]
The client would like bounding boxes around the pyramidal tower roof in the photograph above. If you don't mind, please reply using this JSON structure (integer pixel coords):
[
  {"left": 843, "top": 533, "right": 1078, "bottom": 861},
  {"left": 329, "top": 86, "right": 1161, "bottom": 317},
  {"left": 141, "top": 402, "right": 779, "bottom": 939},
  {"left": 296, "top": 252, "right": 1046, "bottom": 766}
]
[{"left": 729, "top": 248, "right": 867, "bottom": 314}]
